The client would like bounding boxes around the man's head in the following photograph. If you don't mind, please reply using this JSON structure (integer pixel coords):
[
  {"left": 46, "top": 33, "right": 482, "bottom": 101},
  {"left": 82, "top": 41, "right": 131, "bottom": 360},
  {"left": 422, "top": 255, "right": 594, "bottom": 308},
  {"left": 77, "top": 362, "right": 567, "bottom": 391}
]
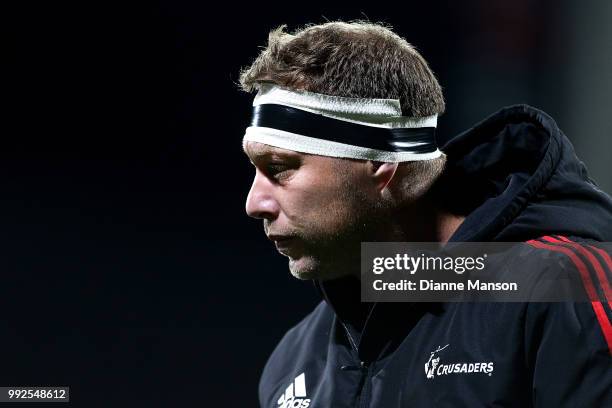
[
  {"left": 240, "top": 21, "right": 447, "bottom": 281},
  {"left": 240, "top": 21, "right": 444, "bottom": 117}
]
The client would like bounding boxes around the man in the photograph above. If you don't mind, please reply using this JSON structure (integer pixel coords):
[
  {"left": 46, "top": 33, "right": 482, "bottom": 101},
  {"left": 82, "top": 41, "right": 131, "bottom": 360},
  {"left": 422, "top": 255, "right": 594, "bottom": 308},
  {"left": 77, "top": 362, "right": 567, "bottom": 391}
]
[{"left": 240, "top": 22, "right": 612, "bottom": 407}]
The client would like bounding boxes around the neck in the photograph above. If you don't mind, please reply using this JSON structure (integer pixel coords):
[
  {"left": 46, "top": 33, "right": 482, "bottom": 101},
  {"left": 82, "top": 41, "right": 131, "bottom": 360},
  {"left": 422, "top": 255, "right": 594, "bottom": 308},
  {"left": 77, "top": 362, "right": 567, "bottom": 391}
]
[
  {"left": 337, "top": 195, "right": 465, "bottom": 281},
  {"left": 390, "top": 195, "right": 465, "bottom": 243}
]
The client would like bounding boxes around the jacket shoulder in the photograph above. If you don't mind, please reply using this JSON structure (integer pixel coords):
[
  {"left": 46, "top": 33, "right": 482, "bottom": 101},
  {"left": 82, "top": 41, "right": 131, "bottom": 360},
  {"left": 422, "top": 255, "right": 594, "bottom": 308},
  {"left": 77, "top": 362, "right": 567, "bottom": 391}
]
[
  {"left": 522, "top": 236, "right": 612, "bottom": 356},
  {"left": 524, "top": 235, "right": 611, "bottom": 299}
]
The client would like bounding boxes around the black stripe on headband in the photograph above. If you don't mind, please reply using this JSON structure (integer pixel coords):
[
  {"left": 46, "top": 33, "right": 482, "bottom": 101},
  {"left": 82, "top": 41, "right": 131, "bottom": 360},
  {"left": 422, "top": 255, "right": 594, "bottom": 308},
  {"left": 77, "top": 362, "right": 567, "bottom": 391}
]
[{"left": 250, "top": 104, "right": 438, "bottom": 153}]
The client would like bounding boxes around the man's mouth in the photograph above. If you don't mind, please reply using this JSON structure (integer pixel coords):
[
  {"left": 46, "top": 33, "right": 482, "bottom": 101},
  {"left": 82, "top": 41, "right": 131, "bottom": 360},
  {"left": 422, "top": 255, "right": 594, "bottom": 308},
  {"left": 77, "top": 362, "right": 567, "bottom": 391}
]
[
  {"left": 274, "top": 237, "right": 294, "bottom": 248},
  {"left": 269, "top": 235, "right": 293, "bottom": 245},
  {"left": 268, "top": 234, "right": 291, "bottom": 241},
  {"left": 268, "top": 235, "right": 298, "bottom": 255}
]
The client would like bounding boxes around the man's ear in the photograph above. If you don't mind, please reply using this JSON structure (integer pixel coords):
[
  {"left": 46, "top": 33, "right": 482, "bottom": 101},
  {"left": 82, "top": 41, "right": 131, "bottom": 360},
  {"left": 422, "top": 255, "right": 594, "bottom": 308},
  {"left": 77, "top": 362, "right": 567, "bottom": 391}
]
[{"left": 370, "top": 161, "right": 399, "bottom": 192}]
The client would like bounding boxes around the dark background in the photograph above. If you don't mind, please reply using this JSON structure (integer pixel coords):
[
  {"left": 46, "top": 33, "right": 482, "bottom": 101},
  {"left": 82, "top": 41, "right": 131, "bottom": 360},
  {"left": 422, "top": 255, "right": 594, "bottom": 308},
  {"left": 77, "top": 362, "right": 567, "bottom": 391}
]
[{"left": 1, "top": 1, "right": 611, "bottom": 406}]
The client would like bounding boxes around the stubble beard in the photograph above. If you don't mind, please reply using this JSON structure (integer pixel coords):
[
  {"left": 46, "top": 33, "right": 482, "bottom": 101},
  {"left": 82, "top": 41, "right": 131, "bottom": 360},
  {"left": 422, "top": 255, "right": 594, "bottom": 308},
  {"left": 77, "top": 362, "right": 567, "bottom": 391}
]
[{"left": 288, "top": 191, "right": 391, "bottom": 282}]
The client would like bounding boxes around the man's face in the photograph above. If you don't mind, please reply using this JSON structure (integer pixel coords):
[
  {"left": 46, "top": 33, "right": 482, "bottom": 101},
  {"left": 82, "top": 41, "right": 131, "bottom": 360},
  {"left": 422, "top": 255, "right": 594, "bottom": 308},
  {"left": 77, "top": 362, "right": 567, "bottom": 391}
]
[{"left": 243, "top": 141, "right": 387, "bottom": 281}]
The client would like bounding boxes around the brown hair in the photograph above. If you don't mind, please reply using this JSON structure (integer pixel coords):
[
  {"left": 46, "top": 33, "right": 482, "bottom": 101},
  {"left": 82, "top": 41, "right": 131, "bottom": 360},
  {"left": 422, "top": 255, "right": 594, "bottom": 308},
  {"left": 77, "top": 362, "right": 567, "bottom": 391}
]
[
  {"left": 239, "top": 21, "right": 447, "bottom": 199},
  {"left": 239, "top": 21, "right": 445, "bottom": 117}
]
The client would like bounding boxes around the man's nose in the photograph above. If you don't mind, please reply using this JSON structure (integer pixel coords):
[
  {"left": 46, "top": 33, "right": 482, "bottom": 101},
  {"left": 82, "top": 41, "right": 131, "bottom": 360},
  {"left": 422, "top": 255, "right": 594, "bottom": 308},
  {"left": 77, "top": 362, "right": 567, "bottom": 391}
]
[{"left": 245, "top": 171, "right": 280, "bottom": 220}]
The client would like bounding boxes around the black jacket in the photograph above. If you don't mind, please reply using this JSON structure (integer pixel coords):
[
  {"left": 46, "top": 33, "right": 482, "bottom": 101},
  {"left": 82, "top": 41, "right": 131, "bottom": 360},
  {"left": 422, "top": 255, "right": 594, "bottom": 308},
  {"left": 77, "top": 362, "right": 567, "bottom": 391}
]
[{"left": 259, "top": 105, "right": 612, "bottom": 408}]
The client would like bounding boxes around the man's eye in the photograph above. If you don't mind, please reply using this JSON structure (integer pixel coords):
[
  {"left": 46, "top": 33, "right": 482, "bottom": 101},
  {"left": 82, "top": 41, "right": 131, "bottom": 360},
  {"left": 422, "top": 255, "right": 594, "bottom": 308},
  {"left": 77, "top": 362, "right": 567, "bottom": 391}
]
[
  {"left": 266, "top": 163, "right": 287, "bottom": 175},
  {"left": 265, "top": 163, "right": 296, "bottom": 181}
]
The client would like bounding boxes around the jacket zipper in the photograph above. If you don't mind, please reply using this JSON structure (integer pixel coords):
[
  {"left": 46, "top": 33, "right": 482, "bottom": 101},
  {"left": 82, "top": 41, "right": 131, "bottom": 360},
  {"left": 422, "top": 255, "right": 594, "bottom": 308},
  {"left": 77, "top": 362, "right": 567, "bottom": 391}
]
[
  {"left": 358, "top": 362, "right": 372, "bottom": 408},
  {"left": 338, "top": 321, "right": 373, "bottom": 407},
  {"left": 339, "top": 361, "right": 372, "bottom": 407}
]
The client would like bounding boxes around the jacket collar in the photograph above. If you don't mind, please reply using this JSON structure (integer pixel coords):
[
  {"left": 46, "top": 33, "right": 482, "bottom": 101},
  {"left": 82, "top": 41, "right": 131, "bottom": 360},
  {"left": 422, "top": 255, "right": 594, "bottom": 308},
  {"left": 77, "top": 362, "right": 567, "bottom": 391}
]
[{"left": 314, "top": 276, "right": 435, "bottom": 362}]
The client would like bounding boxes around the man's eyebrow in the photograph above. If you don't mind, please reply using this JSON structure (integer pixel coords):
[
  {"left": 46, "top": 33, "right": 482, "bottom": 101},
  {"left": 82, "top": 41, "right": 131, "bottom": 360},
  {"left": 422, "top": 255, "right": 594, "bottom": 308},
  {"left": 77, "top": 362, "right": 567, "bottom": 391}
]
[
  {"left": 243, "top": 145, "right": 301, "bottom": 161},
  {"left": 242, "top": 145, "right": 271, "bottom": 159}
]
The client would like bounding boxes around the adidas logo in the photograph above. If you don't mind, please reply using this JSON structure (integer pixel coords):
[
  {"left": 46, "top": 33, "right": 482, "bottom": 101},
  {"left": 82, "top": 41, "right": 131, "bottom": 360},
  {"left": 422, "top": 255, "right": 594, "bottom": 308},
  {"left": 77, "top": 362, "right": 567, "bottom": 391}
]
[{"left": 277, "top": 372, "right": 311, "bottom": 408}]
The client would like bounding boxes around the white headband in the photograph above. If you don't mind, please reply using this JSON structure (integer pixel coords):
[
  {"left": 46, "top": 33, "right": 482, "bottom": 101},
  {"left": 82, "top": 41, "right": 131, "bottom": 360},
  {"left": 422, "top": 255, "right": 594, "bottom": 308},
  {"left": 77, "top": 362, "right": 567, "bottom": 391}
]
[{"left": 243, "top": 83, "right": 441, "bottom": 162}]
